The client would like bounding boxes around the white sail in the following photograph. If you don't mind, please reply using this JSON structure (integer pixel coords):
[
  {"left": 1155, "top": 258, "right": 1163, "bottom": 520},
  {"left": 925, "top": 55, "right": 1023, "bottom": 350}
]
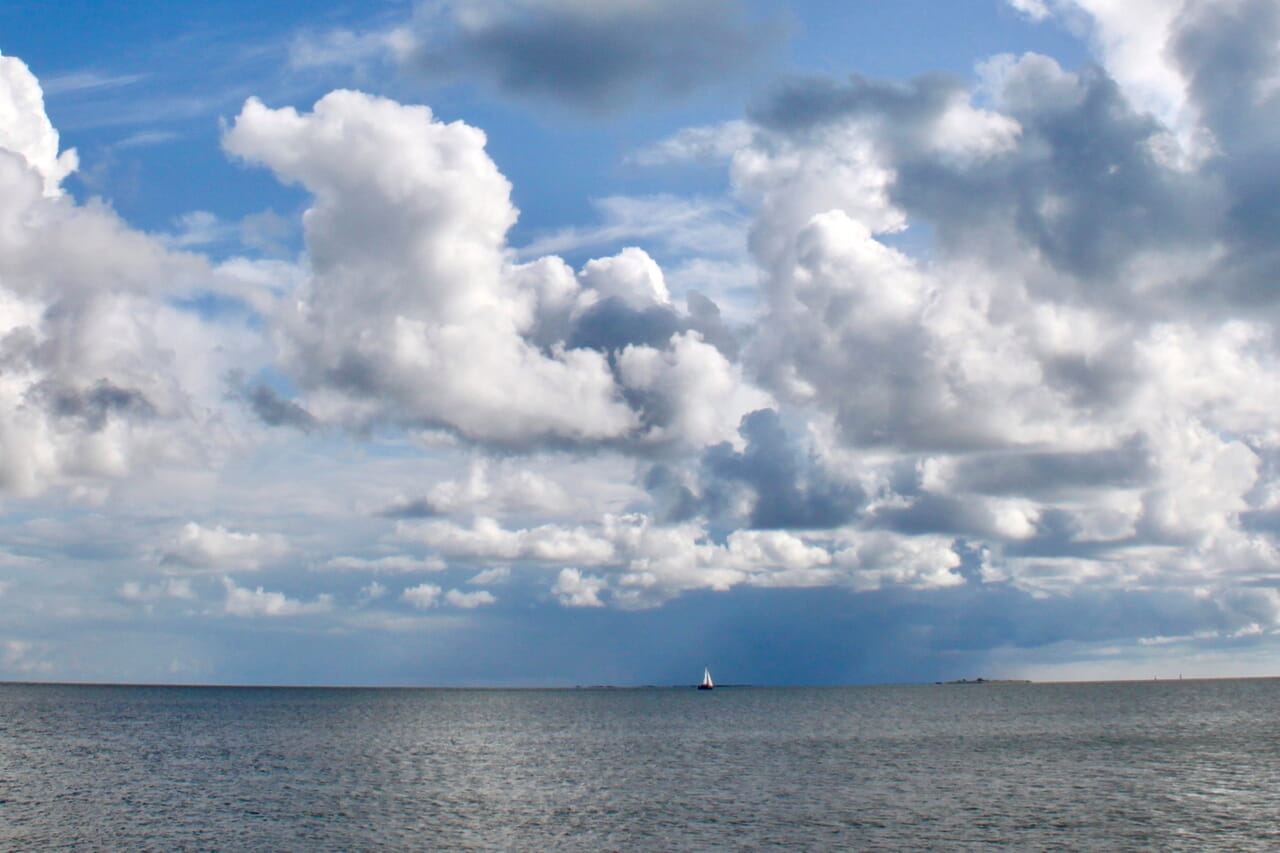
[{"left": 701, "top": 667, "right": 714, "bottom": 688}]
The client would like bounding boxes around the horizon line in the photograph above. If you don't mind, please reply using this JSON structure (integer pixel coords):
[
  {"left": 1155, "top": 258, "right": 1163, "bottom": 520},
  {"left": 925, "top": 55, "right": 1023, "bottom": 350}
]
[{"left": 3, "top": 674, "right": 1277, "bottom": 690}]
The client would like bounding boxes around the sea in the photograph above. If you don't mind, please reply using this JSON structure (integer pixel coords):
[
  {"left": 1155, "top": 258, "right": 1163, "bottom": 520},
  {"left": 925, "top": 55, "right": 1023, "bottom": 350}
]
[{"left": 3, "top": 678, "right": 1279, "bottom": 851}]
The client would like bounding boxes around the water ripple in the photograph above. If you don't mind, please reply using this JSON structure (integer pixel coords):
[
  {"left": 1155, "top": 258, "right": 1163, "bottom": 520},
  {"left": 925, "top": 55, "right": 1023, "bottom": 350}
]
[{"left": 1, "top": 680, "right": 1279, "bottom": 850}]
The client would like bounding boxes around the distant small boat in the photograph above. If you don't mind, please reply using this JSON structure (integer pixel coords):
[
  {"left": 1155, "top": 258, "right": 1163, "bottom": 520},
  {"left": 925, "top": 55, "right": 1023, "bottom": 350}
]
[{"left": 698, "top": 667, "right": 714, "bottom": 690}]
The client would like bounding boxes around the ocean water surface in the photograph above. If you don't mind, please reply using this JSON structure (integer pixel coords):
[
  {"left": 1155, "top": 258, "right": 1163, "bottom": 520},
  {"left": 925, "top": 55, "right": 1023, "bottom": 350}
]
[{"left": 2, "top": 678, "right": 1279, "bottom": 851}]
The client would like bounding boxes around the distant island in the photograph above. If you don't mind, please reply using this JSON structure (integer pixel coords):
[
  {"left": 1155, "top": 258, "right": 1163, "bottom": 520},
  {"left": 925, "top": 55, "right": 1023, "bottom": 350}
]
[{"left": 937, "top": 678, "right": 1032, "bottom": 685}]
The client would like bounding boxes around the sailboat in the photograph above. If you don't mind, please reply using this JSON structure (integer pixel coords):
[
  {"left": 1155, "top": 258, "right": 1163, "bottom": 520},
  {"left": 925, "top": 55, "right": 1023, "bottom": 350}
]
[{"left": 697, "top": 667, "right": 714, "bottom": 690}]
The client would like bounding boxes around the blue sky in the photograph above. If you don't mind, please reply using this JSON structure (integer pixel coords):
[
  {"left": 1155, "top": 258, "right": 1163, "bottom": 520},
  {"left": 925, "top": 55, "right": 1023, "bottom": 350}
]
[{"left": 1, "top": 0, "right": 1278, "bottom": 686}]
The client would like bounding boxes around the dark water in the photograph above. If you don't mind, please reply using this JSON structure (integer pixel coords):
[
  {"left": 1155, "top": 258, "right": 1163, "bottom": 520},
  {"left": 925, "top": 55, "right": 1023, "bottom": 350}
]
[{"left": 3, "top": 679, "right": 1280, "bottom": 851}]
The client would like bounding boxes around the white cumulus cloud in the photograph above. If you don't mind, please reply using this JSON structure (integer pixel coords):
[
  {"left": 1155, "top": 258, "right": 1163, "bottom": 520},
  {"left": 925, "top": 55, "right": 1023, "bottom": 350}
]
[
  {"left": 445, "top": 588, "right": 496, "bottom": 608},
  {"left": 221, "top": 577, "right": 333, "bottom": 617},
  {"left": 401, "top": 582, "right": 443, "bottom": 609},
  {"left": 164, "top": 523, "right": 289, "bottom": 572}
]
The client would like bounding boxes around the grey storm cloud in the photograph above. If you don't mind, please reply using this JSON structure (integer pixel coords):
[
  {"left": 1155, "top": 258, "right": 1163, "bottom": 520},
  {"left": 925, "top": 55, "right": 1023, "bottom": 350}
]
[
  {"left": 567, "top": 297, "right": 682, "bottom": 353},
  {"left": 407, "top": 0, "right": 781, "bottom": 112},
  {"left": 1171, "top": 0, "right": 1280, "bottom": 305},
  {"left": 750, "top": 71, "right": 966, "bottom": 134},
  {"left": 754, "top": 67, "right": 1214, "bottom": 297},
  {"left": 903, "top": 72, "right": 1209, "bottom": 292},
  {"left": 949, "top": 439, "right": 1154, "bottom": 498},
  {"left": 565, "top": 291, "right": 739, "bottom": 361},
  {"left": 683, "top": 290, "right": 740, "bottom": 360},
  {"left": 875, "top": 494, "right": 1018, "bottom": 540},
  {"left": 376, "top": 498, "right": 443, "bottom": 520},
  {"left": 1173, "top": 0, "right": 1280, "bottom": 147},
  {"left": 225, "top": 371, "right": 317, "bottom": 432},
  {"left": 648, "top": 408, "right": 864, "bottom": 532},
  {"left": 747, "top": 2, "right": 1280, "bottom": 321},
  {"left": 38, "top": 379, "right": 156, "bottom": 431},
  {"left": 245, "top": 384, "right": 318, "bottom": 432}
]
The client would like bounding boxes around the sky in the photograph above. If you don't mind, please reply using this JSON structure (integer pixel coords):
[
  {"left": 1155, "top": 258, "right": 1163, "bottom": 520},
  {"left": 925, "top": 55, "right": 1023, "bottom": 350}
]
[{"left": 0, "top": 0, "right": 1278, "bottom": 686}]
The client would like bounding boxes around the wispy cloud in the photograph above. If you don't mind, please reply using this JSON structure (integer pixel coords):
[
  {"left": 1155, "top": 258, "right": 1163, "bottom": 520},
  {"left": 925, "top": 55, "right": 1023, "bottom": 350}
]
[
  {"left": 40, "top": 70, "right": 149, "bottom": 96},
  {"left": 519, "top": 194, "right": 747, "bottom": 259},
  {"left": 115, "top": 130, "right": 181, "bottom": 149}
]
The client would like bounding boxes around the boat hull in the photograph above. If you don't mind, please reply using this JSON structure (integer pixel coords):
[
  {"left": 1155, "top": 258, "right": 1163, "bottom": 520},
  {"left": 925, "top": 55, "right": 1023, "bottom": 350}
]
[{"left": 697, "top": 684, "right": 714, "bottom": 690}]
